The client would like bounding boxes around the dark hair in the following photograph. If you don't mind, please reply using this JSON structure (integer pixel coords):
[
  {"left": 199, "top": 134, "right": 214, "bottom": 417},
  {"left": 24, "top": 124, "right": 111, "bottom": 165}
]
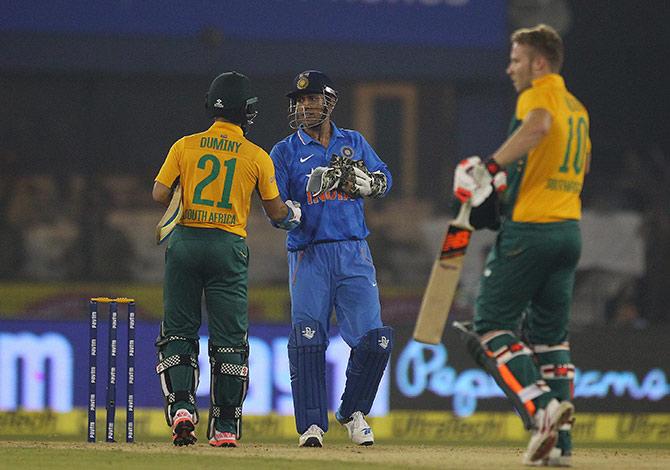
[{"left": 511, "top": 24, "right": 564, "bottom": 72}]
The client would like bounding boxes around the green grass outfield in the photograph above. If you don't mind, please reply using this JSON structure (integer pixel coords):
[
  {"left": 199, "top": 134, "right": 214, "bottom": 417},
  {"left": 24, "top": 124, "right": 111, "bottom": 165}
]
[{"left": 1, "top": 440, "right": 669, "bottom": 470}]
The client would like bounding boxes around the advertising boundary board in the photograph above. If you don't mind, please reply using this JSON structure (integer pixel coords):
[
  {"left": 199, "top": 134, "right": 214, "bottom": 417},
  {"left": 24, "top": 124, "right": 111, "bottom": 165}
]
[
  {"left": 1, "top": 409, "right": 669, "bottom": 445},
  {"left": 0, "top": 320, "right": 668, "bottom": 416}
]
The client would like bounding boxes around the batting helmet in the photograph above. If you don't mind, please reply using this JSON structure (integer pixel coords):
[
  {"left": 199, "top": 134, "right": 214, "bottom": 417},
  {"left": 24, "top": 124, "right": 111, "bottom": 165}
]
[
  {"left": 286, "top": 70, "right": 338, "bottom": 130},
  {"left": 205, "top": 71, "right": 258, "bottom": 134}
]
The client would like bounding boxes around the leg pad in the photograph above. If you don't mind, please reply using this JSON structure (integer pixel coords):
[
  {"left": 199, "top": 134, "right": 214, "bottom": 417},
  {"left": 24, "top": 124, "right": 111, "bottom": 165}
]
[
  {"left": 453, "top": 321, "right": 539, "bottom": 430},
  {"left": 288, "top": 320, "right": 328, "bottom": 433},
  {"left": 155, "top": 325, "right": 200, "bottom": 426},
  {"left": 208, "top": 342, "right": 249, "bottom": 439},
  {"left": 338, "top": 326, "right": 394, "bottom": 420}
]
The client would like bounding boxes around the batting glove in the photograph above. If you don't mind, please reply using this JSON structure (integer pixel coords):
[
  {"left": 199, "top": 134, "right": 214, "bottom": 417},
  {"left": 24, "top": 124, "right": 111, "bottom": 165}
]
[
  {"left": 272, "top": 200, "right": 302, "bottom": 231},
  {"left": 484, "top": 158, "right": 508, "bottom": 192},
  {"left": 453, "top": 156, "right": 493, "bottom": 207}
]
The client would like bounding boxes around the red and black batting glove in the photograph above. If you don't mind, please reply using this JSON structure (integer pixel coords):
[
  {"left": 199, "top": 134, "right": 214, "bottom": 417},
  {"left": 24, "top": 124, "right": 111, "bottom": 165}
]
[
  {"left": 453, "top": 156, "right": 482, "bottom": 203},
  {"left": 484, "top": 158, "right": 508, "bottom": 192}
]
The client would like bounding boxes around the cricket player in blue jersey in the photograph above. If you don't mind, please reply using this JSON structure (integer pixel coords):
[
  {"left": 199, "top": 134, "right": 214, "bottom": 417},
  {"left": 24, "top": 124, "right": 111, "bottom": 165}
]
[{"left": 270, "top": 70, "right": 393, "bottom": 448}]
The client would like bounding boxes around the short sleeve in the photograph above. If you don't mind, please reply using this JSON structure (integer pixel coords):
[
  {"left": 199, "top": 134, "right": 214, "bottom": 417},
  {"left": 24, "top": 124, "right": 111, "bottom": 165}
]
[
  {"left": 516, "top": 88, "right": 555, "bottom": 121},
  {"left": 155, "top": 140, "right": 182, "bottom": 187},
  {"left": 256, "top": 149, "right": 281, "bottom": 201},
  {"left": 269, "top": 144, "right": 289, "bottom": 201}
]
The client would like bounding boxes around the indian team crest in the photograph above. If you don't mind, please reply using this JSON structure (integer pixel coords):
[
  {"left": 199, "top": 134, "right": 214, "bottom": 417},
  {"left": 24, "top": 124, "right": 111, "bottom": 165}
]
[
  {"left": 341, "top": 146, "right": 354, "bottom": 158},
  {"left": 297, "top": 75, "right": 309, "bottom": 90}
]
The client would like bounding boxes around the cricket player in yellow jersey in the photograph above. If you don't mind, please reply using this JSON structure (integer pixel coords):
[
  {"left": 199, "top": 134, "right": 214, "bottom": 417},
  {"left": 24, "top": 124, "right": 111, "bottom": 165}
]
[
  {"left": 152, "top": 72, "right": 301, "bottom": 448},
  {"left": 453, "top": 25, "right": 590, "bottom": 466}
]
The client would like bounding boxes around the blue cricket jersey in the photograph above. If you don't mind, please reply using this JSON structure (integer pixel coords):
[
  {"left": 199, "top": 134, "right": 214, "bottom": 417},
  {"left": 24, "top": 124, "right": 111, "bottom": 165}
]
[{"left": 270, "top": 123, "right": 392, "bottom": 251}]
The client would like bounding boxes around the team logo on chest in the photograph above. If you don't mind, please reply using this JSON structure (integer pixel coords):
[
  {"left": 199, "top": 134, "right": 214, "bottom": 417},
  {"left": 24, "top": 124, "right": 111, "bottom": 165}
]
[{"left": 341, "top": 146, "right": 354, "bottom": 158}]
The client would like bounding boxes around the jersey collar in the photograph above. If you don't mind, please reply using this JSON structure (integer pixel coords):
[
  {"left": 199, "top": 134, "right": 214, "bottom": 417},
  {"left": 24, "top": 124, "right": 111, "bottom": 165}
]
[
  {"left": 531, "top": 73, "right": 566, "bottom": 89},
  {"left": 297, "top": 122, "right": 345, "bottom": 145},
  {"left": 209, "top": 120, "right": 244, "bottom": 136}
]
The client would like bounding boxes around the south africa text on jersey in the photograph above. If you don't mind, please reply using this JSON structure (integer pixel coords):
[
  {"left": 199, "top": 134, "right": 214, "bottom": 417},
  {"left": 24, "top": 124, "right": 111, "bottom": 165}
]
[
  {"left": 183, "top": 208, "right": 237, "bottom": 224},
  {"left": 200, "top": 137, "right": 241, "bottom": 153}
]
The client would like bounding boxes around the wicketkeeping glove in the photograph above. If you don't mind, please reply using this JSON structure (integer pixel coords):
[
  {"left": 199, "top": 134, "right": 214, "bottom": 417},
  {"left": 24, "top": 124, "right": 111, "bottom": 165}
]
[
  {"left": 335, "top": 156, "right": 388, "bottom": 198},
  {"left": 306, "top": 166, "right": 341, "bottom": 197},
  {"left": 353, "top": 166, "right": 373, "bottom": 196}
]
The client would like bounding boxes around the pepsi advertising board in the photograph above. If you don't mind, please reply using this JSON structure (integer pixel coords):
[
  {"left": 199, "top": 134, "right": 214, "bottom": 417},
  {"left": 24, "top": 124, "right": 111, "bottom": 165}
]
[{"left": 0, "top": 319, "right": 668, "bottom": 416}]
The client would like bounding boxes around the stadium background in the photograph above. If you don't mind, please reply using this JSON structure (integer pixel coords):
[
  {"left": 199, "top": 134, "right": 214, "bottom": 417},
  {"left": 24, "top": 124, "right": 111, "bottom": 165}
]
[{"left": 0, "top": 0, "right": 668, "bottom": 445}]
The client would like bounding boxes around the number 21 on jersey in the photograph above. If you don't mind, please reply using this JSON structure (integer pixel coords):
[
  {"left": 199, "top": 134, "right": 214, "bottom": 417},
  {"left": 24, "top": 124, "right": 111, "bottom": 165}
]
[{"left": 193, "top": 154, "right": 237, "bottom": 208}]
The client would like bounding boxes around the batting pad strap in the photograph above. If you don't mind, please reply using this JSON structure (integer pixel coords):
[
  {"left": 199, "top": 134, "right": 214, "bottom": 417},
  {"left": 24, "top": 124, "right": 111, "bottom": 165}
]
[
  {"left": 209, "top": 345, "right": 248, "bottom": 355},
  {"left": 211, "top": 361, "right": 249, "bottom": 378},
  {"left": 210, "top": 405, "right": 243, "bottom": 420},
  {"left": 156, "top": 354, "right": 199, "bottom": 374},
  {"left": 490, "top": 342, "right": 533, "bottom": 365},
  {"left": 532, "top": 342, "right": 570, "bottom": 353},
  {"left": 155, "top": 334, "right": 198, "bottom": 349},
  {"left": 167, "top": 391, "right": 196, "bottom": 406},
  {"left": 540, "top": 363, "right": 575, "bottom": 380},
  {"left": 480, "top": 329, "right": 516, "bottom": 344},
  {"left": 518, "top": 380, "right": 551, "bottom": 403}
]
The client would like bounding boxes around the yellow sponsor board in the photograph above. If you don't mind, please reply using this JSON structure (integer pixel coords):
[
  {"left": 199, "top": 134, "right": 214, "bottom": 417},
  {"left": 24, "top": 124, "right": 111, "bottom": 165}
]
[{"left": 2, "top": 410, "right": 669, "bottom": 444}]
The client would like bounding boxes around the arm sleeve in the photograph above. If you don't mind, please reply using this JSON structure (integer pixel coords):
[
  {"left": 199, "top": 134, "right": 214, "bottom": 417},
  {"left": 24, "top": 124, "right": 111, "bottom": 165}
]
[
  {"left": 357, "top": 132, "right": 393, "bottom": 196},
  {"left": 516, "top": 88, "right": 556, "bottom": 121},
  {"left": 155, "top": 140, "right": 182, "bottom": 187},
  {"left": 269, "top": 144, "right": 290, "bottom": 201},
  {"left": 256, "top": 148, "right": 281, "bottom": 201}
]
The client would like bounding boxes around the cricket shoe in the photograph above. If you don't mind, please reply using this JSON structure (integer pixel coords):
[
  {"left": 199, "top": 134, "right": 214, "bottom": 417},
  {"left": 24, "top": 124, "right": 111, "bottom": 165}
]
[
  {"left": 298, "top": 424, "right": 324, "bottom": 447},
  {"left": 523, "top": 399, "right": 574, "bottom": 465},
  {"left": 525, "top": 447, "right": 572, "bottom": 467},
  {"left": 171, "top": 409, "right": 197, "bottom": 446},
  {"left": 209, "top": 431, "right": 237, "bottom": 447},
  {"left": 341, "top": 411, "right": 374, "bottom": 446}
]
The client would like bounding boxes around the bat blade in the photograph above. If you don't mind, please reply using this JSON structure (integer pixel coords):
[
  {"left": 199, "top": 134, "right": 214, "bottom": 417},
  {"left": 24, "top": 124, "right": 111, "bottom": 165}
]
[
  {"left": 155, "top": 182, "right": 183, "bottom": 245},
  {"left": 413, "top": 202, "right": 473, "bottom": 344}
]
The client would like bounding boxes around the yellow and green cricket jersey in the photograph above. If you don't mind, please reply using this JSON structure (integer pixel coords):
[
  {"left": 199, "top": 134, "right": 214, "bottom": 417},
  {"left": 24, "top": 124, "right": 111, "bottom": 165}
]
[
  {"left": 155, "top": 121, "right": 280, "bottom": 237},
  {"left": 504, "top": 74, "right": 591, "bottom": 223}
]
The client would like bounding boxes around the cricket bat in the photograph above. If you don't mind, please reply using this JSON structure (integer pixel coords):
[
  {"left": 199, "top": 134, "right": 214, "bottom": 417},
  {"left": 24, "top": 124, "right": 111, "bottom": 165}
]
[
  {"left": 413, "top": 201, "right": 474, "bottom": 344},
  {"left": 155, "top": 182, "right": 183, "bottom": 245}
]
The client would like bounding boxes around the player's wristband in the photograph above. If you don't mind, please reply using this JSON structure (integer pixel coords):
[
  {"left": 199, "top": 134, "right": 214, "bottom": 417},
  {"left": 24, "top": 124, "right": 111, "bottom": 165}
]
[
  {"left": 271, "top": 205, "right": 294, "bottom": 230},
  {"left": 485, "top": 158, "right": 503, "bottom": 176}
]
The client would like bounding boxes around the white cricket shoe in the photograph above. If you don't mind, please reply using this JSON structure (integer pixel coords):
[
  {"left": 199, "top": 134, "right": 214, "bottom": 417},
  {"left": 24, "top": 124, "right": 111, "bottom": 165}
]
[
  {"left": 526, "top": 447, "right": 572, "bottom": 467},
  {"left": 299, "top": 424, "right": 324, "bottom": 447},
  {"left": 342, "top": 411, "right": 374, "bottom": 446},
  {"left": 523, "top": 399, "right": 574, "bottom": 465}
]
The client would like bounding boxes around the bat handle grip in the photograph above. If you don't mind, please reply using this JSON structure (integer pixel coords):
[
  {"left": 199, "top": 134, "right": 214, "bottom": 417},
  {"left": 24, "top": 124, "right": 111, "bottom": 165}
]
[{"left": 453, "top": 201, "right": 474, "bottom": 230}]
